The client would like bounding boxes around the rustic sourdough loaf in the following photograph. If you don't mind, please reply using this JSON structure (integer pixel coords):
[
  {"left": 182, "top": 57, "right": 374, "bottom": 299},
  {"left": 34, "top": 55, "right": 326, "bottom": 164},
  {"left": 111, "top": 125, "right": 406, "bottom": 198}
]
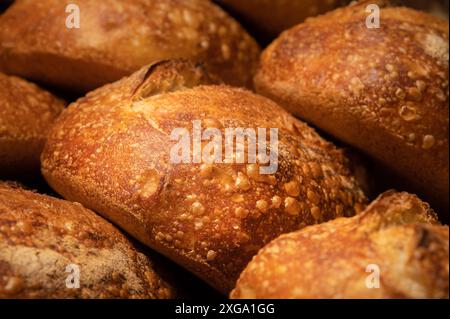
[
  {"left": 0, "top": 72, "right": 64, "bottom": 176},
  {"left": 41, "top": 60, "right": 367, "bottom": 293},
  {"left": 0, "top": 0, "right": 260, "bottom": 92},
  {"left": 231, "top": 191, "right": 449, "bottom": 299},
  {"left": 255, "top": 0, "right": 449, "bottom": 214},
  {"left": 0, "top": 182, "right": 175, "bottom": 299}
]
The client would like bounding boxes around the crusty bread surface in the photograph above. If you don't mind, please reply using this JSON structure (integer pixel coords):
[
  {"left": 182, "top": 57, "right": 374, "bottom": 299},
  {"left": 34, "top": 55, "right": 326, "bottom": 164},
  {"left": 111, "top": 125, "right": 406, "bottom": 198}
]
[
  {"left": 0, "top": 72, "right": 64, "bottom": 175},
  {"left": 0, "top": 182, "right": 175, "bottom": 299},
  {"left": 255, "top": 0, "right": 449, "bottom": 213},
  {"left": 0, "top": 0, "right": 260, "bottom": 92},
  {"left": 41, "top": 59, "right": 367, "bottom": 294},
  {"left": 231, "top": 191, "right": 449, "bottom": 299}
]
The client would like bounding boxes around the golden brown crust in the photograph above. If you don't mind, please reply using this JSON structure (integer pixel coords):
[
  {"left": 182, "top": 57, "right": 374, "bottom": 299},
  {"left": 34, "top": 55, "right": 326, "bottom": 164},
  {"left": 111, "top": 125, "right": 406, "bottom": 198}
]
[
  {"left": 0, "top": 182, "right": 175, "bottom": 299},
  {"left": 255, "top": 1, "right": 449, "bottom": 213},
  {"left": 41, "top": 59, "right": 367, "bottom": 294},
  {"left": 0, "top": 0, "right": 260, "bottom": 92},
  {"left": 215, "top": 0, "right": 348, "bottom": 38},
  {"left": 0, "top": 72, "right": 64, "bottom": 175},
  {"left": 231, "top": 191, "right": 449, "bottom": 299}
]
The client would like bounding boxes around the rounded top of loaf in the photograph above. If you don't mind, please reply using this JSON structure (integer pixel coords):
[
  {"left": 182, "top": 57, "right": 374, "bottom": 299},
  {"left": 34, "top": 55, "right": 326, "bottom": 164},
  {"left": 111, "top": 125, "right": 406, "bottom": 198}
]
[
  {"left": 0, "top": 0, "right": 260, "bottom": 91},
  {"left": 255, "top": 0, "right": 449, "bottom": 212},
  {"left": 257, "top": 0, "right": 448, "bottom": 146},
  {"left": 0, "top": 182, "right": 175, "bottom": 298}
]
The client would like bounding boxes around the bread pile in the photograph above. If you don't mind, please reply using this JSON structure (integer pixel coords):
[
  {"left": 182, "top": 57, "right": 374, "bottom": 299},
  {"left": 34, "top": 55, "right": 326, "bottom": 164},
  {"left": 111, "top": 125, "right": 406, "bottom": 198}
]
[{"left": 0, "top": 0, "right": 448, "bottom": 299}]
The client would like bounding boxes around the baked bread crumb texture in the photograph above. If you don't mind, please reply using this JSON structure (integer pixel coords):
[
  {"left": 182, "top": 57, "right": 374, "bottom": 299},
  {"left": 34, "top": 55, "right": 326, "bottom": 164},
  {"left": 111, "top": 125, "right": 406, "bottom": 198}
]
[{"left": 0, "top": 0, "right": 448, "bottom": 299}]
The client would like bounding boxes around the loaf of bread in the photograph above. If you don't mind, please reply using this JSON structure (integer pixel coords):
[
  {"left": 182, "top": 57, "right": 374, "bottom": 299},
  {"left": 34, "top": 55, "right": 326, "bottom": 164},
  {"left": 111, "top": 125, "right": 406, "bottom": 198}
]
[
  {"left": 0, "top": 0, "right": 260, "bottom": 93},
  {"left": 0, "top": 182, "right": 175, "bottom": 298},
  {"left": 41, "top": 59, "right": 367, "bottom": 293},
  {"left": 0, "top": 72, "right": 64, "bottom": 176},
  {"left": 215, "top": 0, "right": 347, "bottom": 39},
  {"left": 255, "top": 0, "right": 449, "bottom": 214},
  {"left": 231, "top": 191, "right": 449, "bottom": 299}
]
